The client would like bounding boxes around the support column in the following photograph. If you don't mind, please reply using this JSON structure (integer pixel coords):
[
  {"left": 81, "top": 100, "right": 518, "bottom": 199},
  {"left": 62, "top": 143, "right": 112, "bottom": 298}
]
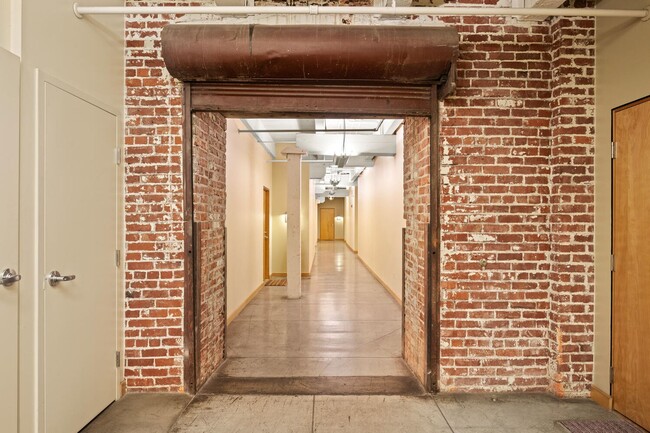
[{"left": 283, "top": 146, "right": 307, "bottom": 299}]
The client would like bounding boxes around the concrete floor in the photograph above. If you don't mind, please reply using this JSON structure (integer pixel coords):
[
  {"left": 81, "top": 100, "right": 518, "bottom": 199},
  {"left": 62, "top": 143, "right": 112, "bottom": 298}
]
[
  {"left": 222, "top": 241, "right": 407, "bottom": 378},
  {"left": 83, "top": 241, "right": 627, "bottom": 432},
  {"left": 85, "top": 392, "right": 623, "bottom": 433},
  {"left": 80, "top": 393, "right": 191, "bottom": 433}
]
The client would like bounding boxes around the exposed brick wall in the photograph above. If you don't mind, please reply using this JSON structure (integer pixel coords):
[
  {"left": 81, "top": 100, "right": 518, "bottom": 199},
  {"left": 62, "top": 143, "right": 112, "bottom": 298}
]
[
  {"left": 124, "top": 3, "right": 228, "bottom": 392},
  {"left": 403, "top": 117, "right": 431, "bottom": 383},
  {"left": 192, "top": 112, "right": 227, "bottom": 386},
  {"left": 437, "top": 9, "right": 594, "bottom": 394},
  {"left": 548, "top": 15, "right": 595, "bottom": 398},
  {"left": 124, "top": 9, "right": 186, "bottom": 391},
  {"left": 123, "top": 1, "right": 595, "bottom": 395},
  {"left": 438, "top": 14, "right": 554, "bottom": 393}
]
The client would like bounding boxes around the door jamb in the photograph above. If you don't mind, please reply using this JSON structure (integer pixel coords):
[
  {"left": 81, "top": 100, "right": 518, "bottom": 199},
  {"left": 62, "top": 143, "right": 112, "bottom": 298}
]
[{"left": 182, "top": 82, "right": 442, "bottom": 394}]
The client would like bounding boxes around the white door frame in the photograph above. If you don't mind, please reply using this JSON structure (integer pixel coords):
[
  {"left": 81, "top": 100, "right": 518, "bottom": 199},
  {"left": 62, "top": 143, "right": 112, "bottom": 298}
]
[{"left": 0, "top": 45, "right": 20, "bottom": 433}]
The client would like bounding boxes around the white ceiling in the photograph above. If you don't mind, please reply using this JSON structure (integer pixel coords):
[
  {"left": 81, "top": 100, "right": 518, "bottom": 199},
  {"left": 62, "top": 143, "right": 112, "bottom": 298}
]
[{"left": 239, "top": 118, "right": 403, "bottom": 200}]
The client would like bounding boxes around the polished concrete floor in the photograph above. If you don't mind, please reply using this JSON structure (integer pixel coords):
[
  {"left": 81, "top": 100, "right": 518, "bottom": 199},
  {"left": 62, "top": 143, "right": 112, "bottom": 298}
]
[
  {"left": 83, "top": 242, "right": 626, "bottom": 432},
  {"left": 85, "top": 393, "right": 623, "bottom": 433},
  {"left": 220, "top": 241, "right": 408, "bottom": 379}
]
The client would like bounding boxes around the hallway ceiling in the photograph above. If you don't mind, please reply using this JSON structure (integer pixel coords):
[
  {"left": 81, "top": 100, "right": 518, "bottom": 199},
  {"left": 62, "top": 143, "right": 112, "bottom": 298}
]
[{"left": 240, "top": 118, "right": 403, "bottom": 201}]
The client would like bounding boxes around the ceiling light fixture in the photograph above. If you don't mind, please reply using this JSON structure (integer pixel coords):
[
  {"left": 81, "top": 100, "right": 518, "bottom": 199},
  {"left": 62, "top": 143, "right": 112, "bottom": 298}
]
[{"left": 330, "top": 170, "right": 341, "bottom": 187}]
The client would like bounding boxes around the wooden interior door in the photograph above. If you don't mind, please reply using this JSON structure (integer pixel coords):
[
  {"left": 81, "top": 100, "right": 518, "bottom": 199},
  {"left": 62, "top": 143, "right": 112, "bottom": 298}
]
[
  {"left": 320, "top": 208, "right": 335, "bottom": 241},
  {"left": 612, "top": 96, "right": 650, "bottom": 431},
  {"left": 0, "top": 46, "right": 20, "bottom": 433},
  {"left": 263, "top": 187, "right": 270, "bottom": 280}
]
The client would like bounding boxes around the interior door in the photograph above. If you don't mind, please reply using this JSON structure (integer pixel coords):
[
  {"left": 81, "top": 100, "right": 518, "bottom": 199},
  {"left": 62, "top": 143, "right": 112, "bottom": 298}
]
[
  {"left": 263, "top": 187, "right": 270, "bottom": 280},
  {"left": 612, "top": 97, "right": 650, "bottom": 431},
  {"left": 0, "top": 46, "right": 20, "bottom": 433},
  {"left": 43, "top": 81, "right": 118, "bottom": 432},
  {"left": 320, "top": 208, "right": 335, "bottom": 241}
]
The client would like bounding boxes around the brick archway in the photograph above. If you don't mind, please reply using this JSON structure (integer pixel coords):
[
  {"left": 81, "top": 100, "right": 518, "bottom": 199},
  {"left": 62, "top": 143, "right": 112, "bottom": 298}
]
[{"left": 161, "top": 24, "right": 460, "bottom": 393}]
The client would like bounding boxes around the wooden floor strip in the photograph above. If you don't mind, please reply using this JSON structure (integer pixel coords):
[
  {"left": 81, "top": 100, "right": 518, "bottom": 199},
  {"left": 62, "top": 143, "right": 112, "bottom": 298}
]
[{"left": 264, "top": 279, "right": 287, "bottom": 286}]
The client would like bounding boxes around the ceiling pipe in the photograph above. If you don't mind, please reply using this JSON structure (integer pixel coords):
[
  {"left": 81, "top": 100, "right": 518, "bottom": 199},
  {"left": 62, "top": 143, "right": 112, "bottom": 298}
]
[
  {"left": 239, "top": 120, "right": 385, "bottom": 135},
  {"left": 239, "top": 128, "right": 379, "bottom": 134},
  {"left": 268, "top": 159, "right": 334, "bottom": 163},
  {"left": 72, "top": 3, "right": 650, "bottom": 20}
]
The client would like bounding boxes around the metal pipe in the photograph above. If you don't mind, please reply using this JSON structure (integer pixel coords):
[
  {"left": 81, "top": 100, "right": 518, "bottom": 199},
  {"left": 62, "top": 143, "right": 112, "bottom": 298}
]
[
  {"left": 72, "top": 3, "right": 650, "bottom": 20},
  {"left": 268, "top": 159, "right": 334, "bottom": 163},
  {"left": 239, "top": 128, "right": 379, "bottom": 134}
]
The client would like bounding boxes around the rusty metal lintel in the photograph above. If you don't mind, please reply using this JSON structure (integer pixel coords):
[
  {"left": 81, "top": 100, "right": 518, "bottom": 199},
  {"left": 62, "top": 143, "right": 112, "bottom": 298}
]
[{"left": 190, "top": 83, "right": 434, "bottom": 118}]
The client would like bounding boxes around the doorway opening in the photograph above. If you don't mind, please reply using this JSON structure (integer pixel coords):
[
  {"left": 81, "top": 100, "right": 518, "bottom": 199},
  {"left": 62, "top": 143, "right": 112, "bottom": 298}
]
[
  {"left": 184, "top": 104, "right": 439, "bottom": 395},
  {"left": 161, "top": 23, "right": 458, "bottom": 394},
  {"left": 204, "top": 116, "right": 413, "bottom": 394}
]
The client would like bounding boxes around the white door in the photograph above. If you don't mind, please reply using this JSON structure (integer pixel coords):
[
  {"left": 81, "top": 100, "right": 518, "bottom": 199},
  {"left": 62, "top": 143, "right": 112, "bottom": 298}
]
[
  {"left": 43, "top": 81, "right": 118, "bottom": 432},
  {"left": 0, "top": 46, "right": 20, "bottom": 433}
]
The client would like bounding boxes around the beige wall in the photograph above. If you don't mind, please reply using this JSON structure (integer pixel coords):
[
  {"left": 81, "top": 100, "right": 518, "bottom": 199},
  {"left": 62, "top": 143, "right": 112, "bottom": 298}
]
[
  {"left": 0, "top": 0, "right": 19, "bottom": 53},
  {"left": 17, "top": 0, "right": 124, "bottom": 431},
  {"left": 271, "top": 145, "right": 314, "bottom": 275},
  {"left": 318, "top": 198, "right": 345, "bottom": 240},
  {"left": 0, "top": 0, "right": 9, "bottom": 50},
  {"left": 225, "top": 119, "right": 273, "bottom": 318},
  {"left": 344, "top": 187, "right": 358, "bottom": 251},
  {"left": 593, "top": 0, "right": 650, "bottom": 395},
  {"left": 357, "top": 128, "right": 404, "bottom": 301}
]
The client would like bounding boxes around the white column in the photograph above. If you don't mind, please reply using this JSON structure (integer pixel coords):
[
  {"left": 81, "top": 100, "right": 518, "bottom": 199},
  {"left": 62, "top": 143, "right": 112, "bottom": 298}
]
[{"left": 282, "top": 146, "right": 307, "bottom": 299}]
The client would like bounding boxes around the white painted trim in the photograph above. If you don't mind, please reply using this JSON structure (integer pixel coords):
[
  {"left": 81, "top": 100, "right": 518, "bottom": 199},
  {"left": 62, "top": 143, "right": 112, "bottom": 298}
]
[{"left": 72, "top": 3, "right": 650, "bottom": 19}]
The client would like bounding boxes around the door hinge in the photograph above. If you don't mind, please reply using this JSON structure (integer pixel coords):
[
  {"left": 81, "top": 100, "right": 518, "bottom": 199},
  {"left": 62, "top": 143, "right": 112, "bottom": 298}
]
[
  {"left": 610, "top": 366, "right": 614, "bottom": 384},
  {"left": 611, "top": 141, "right": 617, "bottom": 160},
  {"left": 114, "top": 147, "right": 122, "bottom": 165},
  {"left": 115, "top": 249, "right": 121, "bottom": 268},
  {"left": 610, "top": 254, "right": 615, "bottom": 272},
  {"left": 116, "top": 351, "right": 121, "bottom": 368}
]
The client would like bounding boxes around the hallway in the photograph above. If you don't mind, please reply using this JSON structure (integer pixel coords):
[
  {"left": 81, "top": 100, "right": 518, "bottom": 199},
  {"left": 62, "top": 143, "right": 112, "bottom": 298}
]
[{"left": 203, "top": 241, "right": 414, "bottom": 392}]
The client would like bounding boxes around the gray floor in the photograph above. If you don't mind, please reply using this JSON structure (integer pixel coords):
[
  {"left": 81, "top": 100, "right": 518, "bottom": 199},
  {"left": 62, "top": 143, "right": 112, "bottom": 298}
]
[
  {"left": 86, "top": 393, "right": 623, "bottom": 433},
  {"left": 81, "top": 242, "right": 628, "bottom": 432},
  {"left": 222, "top": 241, "right": 407, "bottom": 378},
  {"left": 81, "top": 393, "right": 191, "bottom": 433}
]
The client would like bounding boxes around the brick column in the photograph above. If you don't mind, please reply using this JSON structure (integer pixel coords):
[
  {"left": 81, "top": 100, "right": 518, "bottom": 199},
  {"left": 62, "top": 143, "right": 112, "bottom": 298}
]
[
  {"left": 403, "top": 117, "right": 431, "bottom": 384},
  {"left": 192, "top": 111, "right": 227, "bottom": 387},
  {"left": 548, "top": 14, "right": 596, "bottom": 398}
]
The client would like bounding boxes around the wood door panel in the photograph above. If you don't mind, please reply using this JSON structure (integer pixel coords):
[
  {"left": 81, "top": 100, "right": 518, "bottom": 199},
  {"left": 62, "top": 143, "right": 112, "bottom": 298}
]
[
  {"left": 320, "top": 208, "right": 335, "bottom": 241},
  {"left": 263, "top": 188, "right": 270, "bottom": 280},
  {"left": 612, "top": 97, "right": 650, "bottom": 431}
]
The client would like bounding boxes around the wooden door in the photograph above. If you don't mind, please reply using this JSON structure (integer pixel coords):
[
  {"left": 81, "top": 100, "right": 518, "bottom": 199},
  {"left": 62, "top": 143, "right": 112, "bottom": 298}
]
[
  {"left": 320, "top": 208, "right": 335, "bottom": 241},
  {"left": 0, "top": 46, "right": 20, "bottom": 433},
  {"left": 612, "top": 97, "right": 650, "bottom": 431},
  {"left": 42, "top": 81, "right": 118, "bottom": 432},
  {"left": 263, "top": 187, "right": 270, "bottom": 280}
]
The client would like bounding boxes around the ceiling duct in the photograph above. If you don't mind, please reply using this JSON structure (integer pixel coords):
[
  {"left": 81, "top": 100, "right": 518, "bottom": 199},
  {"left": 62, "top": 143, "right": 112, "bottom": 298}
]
[
  {"left": 334, "top": 156, "right": 349, "bottom": 168},
  {"left": 296, "top": 133, "right": 396, "bottom": 156}
]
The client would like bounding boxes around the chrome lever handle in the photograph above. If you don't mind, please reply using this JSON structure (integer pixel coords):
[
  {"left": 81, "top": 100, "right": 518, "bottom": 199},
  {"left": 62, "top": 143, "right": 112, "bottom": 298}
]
[
  {"left": 47, "top": 270, "right": 76, "bottom": 287},
  {"left": 1, "top": 268, "right": 21, "bottom": 287}
]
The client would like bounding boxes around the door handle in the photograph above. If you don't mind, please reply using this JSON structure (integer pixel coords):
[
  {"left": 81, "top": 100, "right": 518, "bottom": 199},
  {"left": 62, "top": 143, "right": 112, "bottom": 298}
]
[
  {"left": 46, "top": 271, "right": 76, "bottom": 287},
  {"left": 1, "top": 268, "right": 21, "bottom": 287}
]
